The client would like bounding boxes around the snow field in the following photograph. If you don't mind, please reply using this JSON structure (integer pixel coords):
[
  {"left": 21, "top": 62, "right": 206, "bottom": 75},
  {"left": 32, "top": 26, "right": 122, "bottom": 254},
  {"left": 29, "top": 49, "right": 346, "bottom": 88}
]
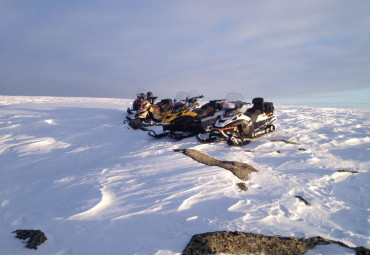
[{"left": 0, "top": 96, "right": 369, "bottom": 254}]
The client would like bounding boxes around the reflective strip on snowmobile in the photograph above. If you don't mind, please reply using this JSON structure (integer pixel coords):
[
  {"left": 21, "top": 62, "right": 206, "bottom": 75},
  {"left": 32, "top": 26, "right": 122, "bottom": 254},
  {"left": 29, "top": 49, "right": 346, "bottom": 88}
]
[{"left": 211, "top": 126, "right": 237, "bottom": 131}]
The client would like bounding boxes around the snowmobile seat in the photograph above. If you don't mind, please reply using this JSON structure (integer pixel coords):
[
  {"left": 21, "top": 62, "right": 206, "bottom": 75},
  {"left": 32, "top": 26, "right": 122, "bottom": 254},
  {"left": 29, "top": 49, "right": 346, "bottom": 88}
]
[
  {"left": 195, "top": 103, "right": 215, "bottom": 119},
  {"left": 156, "top": 99, "right": 173, "bottom": 112}
]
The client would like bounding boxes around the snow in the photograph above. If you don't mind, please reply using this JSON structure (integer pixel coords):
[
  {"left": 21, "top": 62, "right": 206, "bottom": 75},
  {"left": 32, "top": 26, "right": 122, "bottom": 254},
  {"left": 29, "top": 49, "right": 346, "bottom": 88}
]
[{"left": 0, "top": 95, "right": 369, "bottom": 255}]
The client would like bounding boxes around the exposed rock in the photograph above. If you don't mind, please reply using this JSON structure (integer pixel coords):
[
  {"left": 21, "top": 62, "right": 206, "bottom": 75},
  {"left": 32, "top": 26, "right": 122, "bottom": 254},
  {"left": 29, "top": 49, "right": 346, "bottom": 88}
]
[
  {"left": 271, "top": 139, "right": 300, "bottom": 145},
  {"left": 245, "top": 149, "right": 255, "bottom": 153},
  {"left": 174, "top": 149, "right": 258, "bottom": 181},
  {"left": 13, "top": 229, "right": 47, "bottom": 249},
  {"left": 236, "top": 182, "right": 248, "bottom": 191},
  {"left": 294, "top": 195, "right": 311, "bottom": 206},
  {"left": 355, "top": 246, "right": 370, "bottom": 255},
  {"left": 182, "top": 231, "right": 369, "bottom": 255},
  {"left": 338, "top": 169, "right": 359, "bottom": 174}
]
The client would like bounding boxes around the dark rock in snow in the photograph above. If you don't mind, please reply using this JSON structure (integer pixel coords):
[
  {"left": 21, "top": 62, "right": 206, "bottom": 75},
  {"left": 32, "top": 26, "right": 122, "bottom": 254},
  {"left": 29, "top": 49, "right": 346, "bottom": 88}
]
[
  {"left": 13, "top": 229, "right": 47, "bottom": 249},
  {"left": 295, "top": 195, "right": 311, "bottom": 206},
  {"left": 245, "top": 149, "right": 255, "bottom": 153},
  {"left": 236, "top": 182, "right": 248, "bottom": 191},
  {"left": 271, "top": 139, "right": 300, "bottom": 145},
  {"left": 338, "top": 169, "right": 359, "bottom": 174}
]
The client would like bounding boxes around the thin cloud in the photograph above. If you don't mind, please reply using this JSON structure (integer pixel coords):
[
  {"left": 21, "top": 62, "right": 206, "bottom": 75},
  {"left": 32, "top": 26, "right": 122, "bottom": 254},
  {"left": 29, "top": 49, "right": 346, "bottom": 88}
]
[{"left": 0, "top": 0, "right": 369, "bottom": 102}]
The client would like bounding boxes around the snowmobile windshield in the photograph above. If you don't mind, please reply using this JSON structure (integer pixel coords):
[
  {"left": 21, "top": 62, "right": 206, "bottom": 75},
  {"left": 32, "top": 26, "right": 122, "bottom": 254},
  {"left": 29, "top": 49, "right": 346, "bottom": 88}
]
[
  {"left": 187, "top": 90, "right": 200, "bottom": 100},
  {"left": 175, "top": 91, "right": 188, "bottom": 103},
  {"left": 186, "top": 90, "right": 203, "bottom": 109},
  {"left": 224, "top": 93, "right": 244, "bottom": 117},
  {"left": 224, "top": 101, "right": 244, "bottom": 117},
  {"left": 225, "top": 93, "right": 243, "bottom": 103}
]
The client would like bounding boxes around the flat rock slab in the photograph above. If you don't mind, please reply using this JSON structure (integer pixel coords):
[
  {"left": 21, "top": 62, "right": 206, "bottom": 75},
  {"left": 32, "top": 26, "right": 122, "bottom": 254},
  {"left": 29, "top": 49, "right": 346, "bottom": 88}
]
[
  {"left": 174, "top": 149, "right": 258, "bottom": 181},
  {"left": 182, "top": 231, "right": 370, "bottom": 255}
]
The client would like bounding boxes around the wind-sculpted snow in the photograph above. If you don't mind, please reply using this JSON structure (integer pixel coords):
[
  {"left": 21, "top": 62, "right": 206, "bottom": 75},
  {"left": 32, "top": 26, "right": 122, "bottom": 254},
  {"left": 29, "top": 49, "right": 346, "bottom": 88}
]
[{"left": 0, "top": 96, "right": 369, "bottom": 254}]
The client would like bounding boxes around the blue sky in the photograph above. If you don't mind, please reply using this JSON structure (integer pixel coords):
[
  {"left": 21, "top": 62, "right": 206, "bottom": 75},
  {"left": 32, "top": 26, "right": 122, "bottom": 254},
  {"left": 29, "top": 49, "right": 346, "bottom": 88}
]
[{"left": 1, "top": 0, "right": 369, "bottom": 107}]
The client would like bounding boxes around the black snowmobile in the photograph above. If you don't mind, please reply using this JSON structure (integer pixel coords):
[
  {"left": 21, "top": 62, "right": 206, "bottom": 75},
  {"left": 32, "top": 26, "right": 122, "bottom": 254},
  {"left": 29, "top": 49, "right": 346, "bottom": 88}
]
[
  {"left": 148, "top": 91, "right": 225, "bottom": 139},
  {"left": 196, "top": 93, "right": 276, "bottom": 146}
]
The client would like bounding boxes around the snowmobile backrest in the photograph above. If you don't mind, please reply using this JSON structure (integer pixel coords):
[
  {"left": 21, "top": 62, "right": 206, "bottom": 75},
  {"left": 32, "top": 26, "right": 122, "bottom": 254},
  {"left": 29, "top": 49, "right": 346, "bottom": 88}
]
[
  {"left": 246, "top": 97, "right": 264, "bottom": 114},
  {"left": 264, "top": 102, "right": 274, "bottom": 115},
  {"left": 252, "top": 97, "right": 264, "bottom": 112}
]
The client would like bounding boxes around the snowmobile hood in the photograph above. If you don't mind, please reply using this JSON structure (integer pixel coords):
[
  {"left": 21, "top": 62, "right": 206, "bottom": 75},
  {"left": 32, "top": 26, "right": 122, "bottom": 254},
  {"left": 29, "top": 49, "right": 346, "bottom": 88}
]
[
  {"left": 162, "top": 110, "right": 197, "bottom": 124},
  {"left": 214, "top": 113, "right": 251, "bottom": 128}
]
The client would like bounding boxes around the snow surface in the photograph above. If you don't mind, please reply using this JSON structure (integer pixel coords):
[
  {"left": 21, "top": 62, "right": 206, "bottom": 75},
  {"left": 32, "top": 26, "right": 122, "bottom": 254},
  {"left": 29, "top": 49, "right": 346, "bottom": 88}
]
[{"left": 0, "top": 95, "right": 369, "bottom": 255}]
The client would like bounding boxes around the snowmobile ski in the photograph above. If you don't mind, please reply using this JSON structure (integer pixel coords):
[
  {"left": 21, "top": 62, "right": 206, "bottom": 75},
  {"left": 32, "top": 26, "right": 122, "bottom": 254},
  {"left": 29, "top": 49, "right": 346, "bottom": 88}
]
[{"left": 148, "top": 130, "right": 169, "bottom": 138}]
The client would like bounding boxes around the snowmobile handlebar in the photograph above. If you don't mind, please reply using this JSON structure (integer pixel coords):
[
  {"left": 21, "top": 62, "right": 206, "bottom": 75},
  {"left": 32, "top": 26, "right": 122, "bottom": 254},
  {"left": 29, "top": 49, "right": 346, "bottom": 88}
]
[{"left": 187, "top": 95, "right": 204, "bottom": 102}]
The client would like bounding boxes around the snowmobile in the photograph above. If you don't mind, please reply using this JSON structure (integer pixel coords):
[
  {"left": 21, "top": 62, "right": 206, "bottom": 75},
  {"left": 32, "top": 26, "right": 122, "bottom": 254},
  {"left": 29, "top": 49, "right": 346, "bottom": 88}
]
[
  {"left": 127, "top": 89, "right": 148, "bottom": 115},
  {"left": 148, "top": 91, "right": 225, "bottom": 139},
  {"left": 196, "top": 93, "right": 276, "bottom": 146},
  {"left": 125, "top": 96, "right": 173, "bottom": 130}
]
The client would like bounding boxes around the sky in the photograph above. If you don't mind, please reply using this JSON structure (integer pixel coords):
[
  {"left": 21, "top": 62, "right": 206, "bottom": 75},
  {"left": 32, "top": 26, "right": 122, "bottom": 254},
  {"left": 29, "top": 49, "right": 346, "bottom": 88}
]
[{"left": 1, "top": 0, "right": 369, "bottom": 107}]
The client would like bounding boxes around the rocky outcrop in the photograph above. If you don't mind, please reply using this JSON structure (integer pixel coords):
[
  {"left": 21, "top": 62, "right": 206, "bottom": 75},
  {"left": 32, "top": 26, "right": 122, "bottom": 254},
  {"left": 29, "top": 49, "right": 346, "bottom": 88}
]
[
  {"left": 182, "top": 231, "right": 369, "bottom": 255},
  {"left": 174, "top": 149, "right": 258, "bottom": 181}
]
